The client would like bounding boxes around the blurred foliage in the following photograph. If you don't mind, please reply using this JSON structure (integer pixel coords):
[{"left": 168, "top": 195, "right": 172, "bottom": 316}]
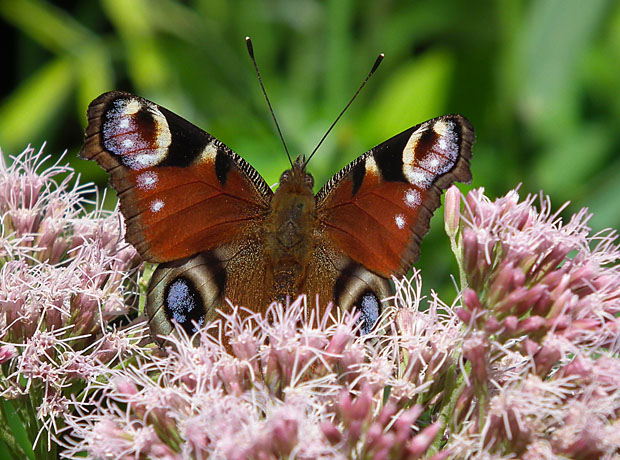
[{"left": 1, "top": 0, "right": 619, "bottom": 298}]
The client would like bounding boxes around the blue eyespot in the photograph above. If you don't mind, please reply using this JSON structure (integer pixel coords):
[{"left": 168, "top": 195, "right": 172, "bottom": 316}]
[
  {"left": 358, "top": 291, "right": 380, "bottom": 334},
  {"left": 165, "top": 277, "right": 205, "bottom": 334}
]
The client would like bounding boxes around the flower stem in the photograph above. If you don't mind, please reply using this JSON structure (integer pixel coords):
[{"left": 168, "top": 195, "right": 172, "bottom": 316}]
[{"left": 0, "top": 400, "right": 32, "bottom": 460}]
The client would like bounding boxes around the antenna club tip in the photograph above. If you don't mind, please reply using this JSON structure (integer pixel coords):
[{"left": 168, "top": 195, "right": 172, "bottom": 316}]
[
  {"left": 371, "top": 54, "right": 384, "bottom": 74},
  {"left": 245, "top": 37, "right": 255, "bottom": 57}
]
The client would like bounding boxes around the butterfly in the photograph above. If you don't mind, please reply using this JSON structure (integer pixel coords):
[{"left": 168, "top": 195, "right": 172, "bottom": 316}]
[{"left": 80, "top": 91, "right": 473, "bottom": 340}]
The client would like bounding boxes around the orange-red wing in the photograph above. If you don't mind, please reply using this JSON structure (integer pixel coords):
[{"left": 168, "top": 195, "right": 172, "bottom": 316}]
[
  {"left": 81, "top": 92, "right": 272, "bottom": 262},
  {"left": 316, "top": 115, "right": 474, "bottom": 278}
]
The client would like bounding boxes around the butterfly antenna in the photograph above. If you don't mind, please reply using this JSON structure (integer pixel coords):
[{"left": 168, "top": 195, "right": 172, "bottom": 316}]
[
  {"left": 246, "top": 37, "right": 293, "bottom": 167},
  {"left": 304, "top": 53, "right": 384, "bottom": 167}
]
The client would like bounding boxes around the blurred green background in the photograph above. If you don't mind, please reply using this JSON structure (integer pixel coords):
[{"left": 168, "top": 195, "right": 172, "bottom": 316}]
[{"left": 1, "top": 0, "right": 619, "bottom": 298}]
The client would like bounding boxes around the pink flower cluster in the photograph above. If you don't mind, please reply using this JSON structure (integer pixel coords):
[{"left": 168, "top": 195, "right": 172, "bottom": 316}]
[
  {"left": 452, "top": 188, "right": 620, "bottom": 350},
  {"left": 444, "top": 186, "right": 620, "bottom": 458},
  {"left": 0, "top": 146, "right": 144, "bottom": 455},
  {"left": 62, "top": 295, "right": 449, "bottom": 460},
  {"left": 2, "top": 146, "right": 620, "bottom": 459}
]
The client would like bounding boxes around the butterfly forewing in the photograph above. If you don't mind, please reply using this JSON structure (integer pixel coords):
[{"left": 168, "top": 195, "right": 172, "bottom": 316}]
[
  {"left": 316, "top": 115, "right": 474, "bottom": 278},
  {"left": 80, "top": 91, "right": 272, "bottom": 263}
]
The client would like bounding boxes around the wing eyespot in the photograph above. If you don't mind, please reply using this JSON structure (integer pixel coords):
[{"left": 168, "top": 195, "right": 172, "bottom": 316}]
[
  {"left": 356, "top": 290, "right": 381, "bottom": 334},
  {"left": 332, "top": 264, "right": 391, "bottom": 335},
  {"left": 146, "top": 252, "right": 227, "bottom": 344},
  {"left": 164, "top": 276, "right": 206, "bottom": 335}
]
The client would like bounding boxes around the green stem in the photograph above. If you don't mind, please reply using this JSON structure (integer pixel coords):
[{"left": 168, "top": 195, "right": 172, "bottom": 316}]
[
  {"left": 435, "top": 370, "right": 466, "bottom": 442},
  {"left": 476, "top": 383, "right": 487, "bottom": 433},
  {"left": 0, "top": 401, "right": 30, "bottom": 460},
  {"left": 449, "top": 232, "right": 467, "bottom": 291}
]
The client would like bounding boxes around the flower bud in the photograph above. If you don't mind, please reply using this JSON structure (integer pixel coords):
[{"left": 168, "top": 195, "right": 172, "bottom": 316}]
[
  {"left": 444, "top": 185, "right": 461, "bottom": 239},
  {"left": 462, "top": 288, "right": 482, "bottom": 312},
  {"left": 462, "top": 334, "right": 489, "bottom": 385},
  {"left": 0, "top": 345, "right": 17, "bottom": 364},
  {"left": 455, "top": 307, "right": 472, "bottom": 324},
  {"left": 532, "top": 344, "right": 561, "bottom": 377},
  {"left": 376, "top": 402, "right": 397, "bottom": 428},
  {"left": 326, "top": 325, "right": 353, "bottom": 355},
  {"left": 271, "top": 416, "right": 298, "bottom": 455},
  {"left": 394, "top": 406, "right": 423, "bottom": 444},
  {"left": 501, "top": 316, "right": 519, "bottom": 335},
  {"left": 320, "top": 420, "right": 342, "bottom": 444},
  {"left": 462, "top": 229, "right": 480, "bottom": 282},
  {"left": 484, "top": 316, "right": 501, "bottom": 333}
]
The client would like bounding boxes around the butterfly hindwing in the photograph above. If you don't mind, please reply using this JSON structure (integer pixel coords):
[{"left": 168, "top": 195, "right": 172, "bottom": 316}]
[
  {"left": 80, "top": 91, "right": 272, "bottom": 263},
  {"left": 146, "top": 240, "right": 271, "bottom": 337},
  {"left": 316, "top": 115, "right": 474, "bottom": 278}
]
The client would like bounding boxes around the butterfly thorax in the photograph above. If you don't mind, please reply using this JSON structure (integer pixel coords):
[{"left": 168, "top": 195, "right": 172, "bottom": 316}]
[{"left": 264, "top": 158, "right": 316, "bottom": 301}]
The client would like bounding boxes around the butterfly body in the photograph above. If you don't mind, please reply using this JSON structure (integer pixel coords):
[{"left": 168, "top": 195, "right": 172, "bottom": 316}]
[
  {"left": 264, "top": 158, "right": 316, "bottom": 301},
  {"left": 81, "top": 91, "right": 474, "bottom": 339}
]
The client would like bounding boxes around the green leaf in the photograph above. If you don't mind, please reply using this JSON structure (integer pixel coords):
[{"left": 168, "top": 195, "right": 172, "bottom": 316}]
[
  {"left": 75, "top": 44, "right": 115, "bottom": 125},
  {"left": 518, "top": 0, "right": 610, "bottom": 134},
  {"left": 0, "top": 0, "right": 93, "bottom": 54},
  {"left": 0, "top": 58, "right": 73, "bottom": 154},
  {"left": 585, "top": 159, "right": 620, "bottom": 231},
  {"left": 534, "top": 122, "right": 612, "bottom": 198},
  {"left": 0, "top": 400, "right": 34, "bottom": 460},
  {"left": 102, "top": 0, "right": 172, "bottom": 94}
]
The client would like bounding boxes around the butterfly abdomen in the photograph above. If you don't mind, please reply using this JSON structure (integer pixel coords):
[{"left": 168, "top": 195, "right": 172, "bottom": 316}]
[{"left": 264, "top": 161, "right": 317, "bottom": 302}]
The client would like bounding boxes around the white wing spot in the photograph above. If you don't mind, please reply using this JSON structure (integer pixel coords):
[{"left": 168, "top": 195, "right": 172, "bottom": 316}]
[
  {"left": 395, "top": 214, "right": 406, "bottom": 229},
  {"left": 137, "top": 171, "right": 158, "bottom": 190},
  {"left": 122, "top": 99, "right": 142, "bottom": 115},
  {"left": 365, "top": 155, "right": 380, "bottom": 175},
  {"left": 433, "top": 119, "right": 451, "bottom": 136},
  {"left": 134, "top": 154, "right": 155, "bottom": 167},
  {"left": 405, "top": 189, "right": 421, "bottom": 207},
  {"left": 402, "top": 127, "right": 429, "bottom": 188},
  {"left": 122, "top": 139, "right": 134, "bottom": 149},
  {"left": 402, "top": 129, "right": 425, "bottom": 168},
  {"left": 150, "top": 199, "right": 165, "bottom": 213},
  {"left": 402, "top": 119, "right": 460, "bottom": 188},
  {"left": 199, "top": 142, "right": 219, "bottom": 162},
  {"left": 119, "top": 118, "right": 130, "bottom": 129},
  {"left": 433, "top": 120, "right": 458, "bottom": 160},
  {"left": 409, "top": 169, "right": 433, "bottom": 188}
]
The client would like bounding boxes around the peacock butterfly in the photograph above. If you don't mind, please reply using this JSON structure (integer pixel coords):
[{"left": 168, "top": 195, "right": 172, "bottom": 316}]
[{"left": 80, "top": 66, "right": 473, "bottom": 340}]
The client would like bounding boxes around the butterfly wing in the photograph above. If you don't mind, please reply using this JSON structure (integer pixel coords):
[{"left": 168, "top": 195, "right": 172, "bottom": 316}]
[
  {"left": 316, "top": 115, "right": 474, "bottom": 279},
  {"left": 80, "top": 91, "right": 273, "bottom": 263},
  {"left": 81, "top": 92, "right": 274, "bottom": 339}
]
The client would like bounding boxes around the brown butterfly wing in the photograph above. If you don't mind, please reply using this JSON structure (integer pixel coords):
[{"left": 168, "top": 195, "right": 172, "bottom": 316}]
[
  {"left": 80, "top": 91, "right": 272, "bottom": 263},
  {"left": 303, "top": 235, "right": 393, "bottom": 333},
  {"left": 316, "top": 115, "right": 474, "bottom": 279},
  {"left": 81, "top": 92, "right": 274, "bottom": 339}
]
